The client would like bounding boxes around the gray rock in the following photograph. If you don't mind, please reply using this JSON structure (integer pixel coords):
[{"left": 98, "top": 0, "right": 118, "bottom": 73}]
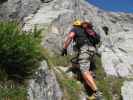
[
  {"left": 27, "top": 61, "right": 62, "bottom": 100},
  {"left": 121, "top": 81, "right": 133, "bottom": 100},
  {"left": 102, "top": 31, "right": 133, "bottom": 77},
  {"left": 0, "top": 0, "right": 8, "bottom": 4},
  {"left": 0, "top": 0, "right": 41, "bottom": 21}
]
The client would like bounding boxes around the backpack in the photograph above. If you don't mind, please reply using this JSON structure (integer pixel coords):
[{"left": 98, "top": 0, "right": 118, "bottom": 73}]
[
  {"left": 84, "top": 29, "right": 100, "bottom": 46},
  {"left": 72, "top": 27, "right": 92, "bottom": 49}
]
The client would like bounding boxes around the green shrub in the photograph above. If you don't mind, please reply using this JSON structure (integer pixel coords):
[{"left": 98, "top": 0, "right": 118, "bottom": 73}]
[
  {"left": 0, "top": 80, "right": 27, "bottom": 100},
  {"left": 0, "top": 21, "right": 44, "bottom": 82}
]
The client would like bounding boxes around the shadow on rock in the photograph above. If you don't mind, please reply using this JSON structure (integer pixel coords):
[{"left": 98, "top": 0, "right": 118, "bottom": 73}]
[{"left": 0, "top": 0, "right": 8, "bottom": 4}]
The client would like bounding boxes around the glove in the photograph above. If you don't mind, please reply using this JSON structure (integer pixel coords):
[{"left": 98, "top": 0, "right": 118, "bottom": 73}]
[{"left": 61, "top": 48, "right": 67, "bottom": 56}]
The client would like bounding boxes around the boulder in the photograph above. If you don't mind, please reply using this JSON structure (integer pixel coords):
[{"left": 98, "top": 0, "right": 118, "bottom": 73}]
[
  {"left": 28, "top": 61, "right": 62, "bottom": 100},
  {"left": 121, "top": 81, "right": 133, "bottom": 100}
]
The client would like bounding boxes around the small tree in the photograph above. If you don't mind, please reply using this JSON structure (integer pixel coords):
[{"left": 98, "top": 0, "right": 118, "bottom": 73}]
[{"left": 0, "top": 21, "right": 44, "bottom": 82}]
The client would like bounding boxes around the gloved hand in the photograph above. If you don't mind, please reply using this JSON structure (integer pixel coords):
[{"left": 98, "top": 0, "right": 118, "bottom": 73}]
[{"left": 61, "top": 48, "right": 67, "bottom": 56}]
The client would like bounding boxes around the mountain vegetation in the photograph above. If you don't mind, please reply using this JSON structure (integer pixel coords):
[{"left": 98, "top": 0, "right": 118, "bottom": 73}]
[{"left": 0, "top": 21, "right": 44, "bottom": 99}]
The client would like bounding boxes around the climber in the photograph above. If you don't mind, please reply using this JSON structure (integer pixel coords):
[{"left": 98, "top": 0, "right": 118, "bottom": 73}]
[{"left": 61, "top": 20, "right": 100, "bottom": 99}]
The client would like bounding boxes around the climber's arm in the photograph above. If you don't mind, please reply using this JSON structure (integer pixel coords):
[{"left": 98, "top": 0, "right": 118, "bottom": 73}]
[
  {"left": 63, "top": 32, "right": 75, "bottom": 49},
  {"left": 61, "top": 32, "right": 75, "bottom": 56}
]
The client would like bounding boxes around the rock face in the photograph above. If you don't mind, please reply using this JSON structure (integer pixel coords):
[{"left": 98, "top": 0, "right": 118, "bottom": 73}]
[
  {"left": 28, "top": 61, "right": 62, "bottom": 100},
  {"left": 24, "top": 0, "right": 133, "bottom": 78},
  {"left": 101, "top": 31, "right": 133, "bottom": 77},
  {"left": 0, "top": 0, "right": 41, "bottom": 20}
]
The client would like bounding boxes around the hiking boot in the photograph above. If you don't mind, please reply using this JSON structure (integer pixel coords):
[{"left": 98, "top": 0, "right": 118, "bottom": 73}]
[
  {"left": 93, "top": 91, "right": 102, "bottom": 100},
  {"left": 87, "top": 95, "right": 96, "bottom": 100}
]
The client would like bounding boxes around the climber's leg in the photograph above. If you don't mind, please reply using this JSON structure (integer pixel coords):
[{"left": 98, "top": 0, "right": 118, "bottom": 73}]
[
  {"left": 78, "top": 45, "right": 97, "bottom": 92},
  {"left": 82, "top": 70, "right": 97, "bottom": 91}
]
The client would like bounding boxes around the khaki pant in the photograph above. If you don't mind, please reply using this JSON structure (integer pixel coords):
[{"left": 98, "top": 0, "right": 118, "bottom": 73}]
[{"left": 78, "top": 44, "right": 96, "bottom": 74}]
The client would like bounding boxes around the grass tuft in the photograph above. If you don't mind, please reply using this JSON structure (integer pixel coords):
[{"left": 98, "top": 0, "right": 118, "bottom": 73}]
[
  {"left": 95, "top": 56, "right": 123, "bottom": 100},
  {"left": 55, "top": 70, "right": 83, "bottom": 100},
  {"left": 43, "top": 48, "right": 73, "bottom": 67},
  {"left": 0, "top": 81, "right": 27, "bottom": 100}
]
